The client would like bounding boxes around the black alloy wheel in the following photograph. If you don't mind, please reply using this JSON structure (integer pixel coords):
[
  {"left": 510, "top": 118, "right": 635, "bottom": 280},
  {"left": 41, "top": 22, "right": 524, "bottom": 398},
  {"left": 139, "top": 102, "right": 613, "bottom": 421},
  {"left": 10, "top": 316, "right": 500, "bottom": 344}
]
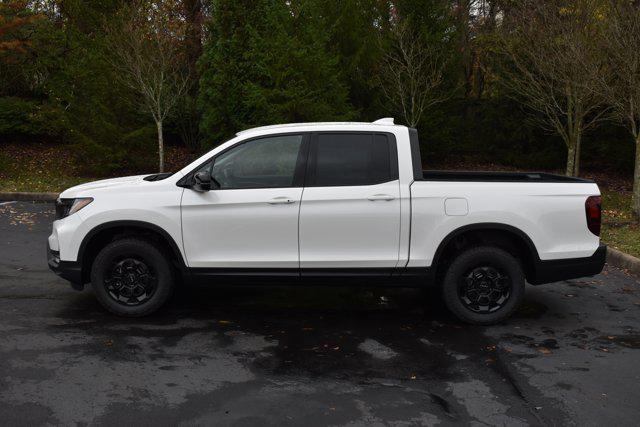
[
  {"left": 104, "top": 257, "right": 157, "bottom": 306},
  {"left": 441, "top": 246, "right": 525, "bottom": 325},
  {"left": 91, "top": 238, "right": 175, "bottom": 317},
  {"left": 458, "top": 265, "right": 511, "bottom": 314}
]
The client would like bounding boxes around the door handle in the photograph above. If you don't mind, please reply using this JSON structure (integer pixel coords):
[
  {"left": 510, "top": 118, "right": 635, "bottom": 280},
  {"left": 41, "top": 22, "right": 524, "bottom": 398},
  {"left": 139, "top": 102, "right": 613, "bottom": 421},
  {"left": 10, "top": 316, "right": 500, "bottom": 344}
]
[
  {"left": 368, "top": 194, "right": 395, "bottom": 201},
  {"left": 268, "top": 197, "right": 296, "bottom": 205}
]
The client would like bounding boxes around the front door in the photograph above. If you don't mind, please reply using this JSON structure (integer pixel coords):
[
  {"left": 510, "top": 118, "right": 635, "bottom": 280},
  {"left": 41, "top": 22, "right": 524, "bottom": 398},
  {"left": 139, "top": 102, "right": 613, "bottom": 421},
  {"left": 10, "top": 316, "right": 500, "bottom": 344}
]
[
  {"left": 181, "top": 134, "right": 307, "bottom": 269},
  {"left": 299, "top": 132, "right": 401, "bottom": 270}
]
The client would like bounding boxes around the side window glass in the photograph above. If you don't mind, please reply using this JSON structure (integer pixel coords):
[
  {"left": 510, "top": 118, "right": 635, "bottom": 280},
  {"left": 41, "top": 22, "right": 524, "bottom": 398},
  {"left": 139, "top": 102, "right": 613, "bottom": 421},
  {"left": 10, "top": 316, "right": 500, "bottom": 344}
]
[
  {"left": 196, "top": 159, "right": 213, "bottom": 174},
  {"left": 314, "top": 133, "right": 394, "bottom": 186},
  {"left": 211, "top": 135, "right": 303, "bottom": 189}
]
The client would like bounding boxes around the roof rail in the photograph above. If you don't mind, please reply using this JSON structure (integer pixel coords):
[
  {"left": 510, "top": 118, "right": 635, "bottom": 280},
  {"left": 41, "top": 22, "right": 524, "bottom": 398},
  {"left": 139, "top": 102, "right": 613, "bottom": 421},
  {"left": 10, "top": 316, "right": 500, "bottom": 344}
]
[{"left": 236, "top": 118, "right": 397, "bottom": 136}]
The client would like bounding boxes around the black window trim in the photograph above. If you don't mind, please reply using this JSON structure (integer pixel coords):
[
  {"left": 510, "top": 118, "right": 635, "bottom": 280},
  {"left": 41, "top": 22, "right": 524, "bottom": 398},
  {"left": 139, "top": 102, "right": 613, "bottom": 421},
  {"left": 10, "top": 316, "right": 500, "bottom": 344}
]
[
  {"left": 177, "top": 132, "right": 311, "bottom": 190},
  {"left": 305, "top": 131, "right": 399, "bottom": 188},
  {"left": 177, "top": 130, "right": 399, "bottom": 190}
]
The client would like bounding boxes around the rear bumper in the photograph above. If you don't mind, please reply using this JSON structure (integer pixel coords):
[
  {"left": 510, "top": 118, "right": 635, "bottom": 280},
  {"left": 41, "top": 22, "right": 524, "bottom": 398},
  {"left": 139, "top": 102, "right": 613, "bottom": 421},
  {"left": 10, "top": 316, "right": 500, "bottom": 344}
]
[
  {"left": 47, "top": 244, "right": 84, "bottom": 290},
  {"left": 529, "top": 244, "right": 607, "bottom": 285}
]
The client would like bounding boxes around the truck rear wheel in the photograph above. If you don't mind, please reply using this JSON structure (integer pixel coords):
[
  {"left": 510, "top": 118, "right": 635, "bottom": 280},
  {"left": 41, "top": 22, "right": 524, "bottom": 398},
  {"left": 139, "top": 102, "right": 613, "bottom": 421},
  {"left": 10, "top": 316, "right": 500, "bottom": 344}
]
[
  {"left": 90, "top": 238, "right": 175, "bottom": 317},
  {"left": 441, "top": 246, "right": 525, "bottom": 325}
]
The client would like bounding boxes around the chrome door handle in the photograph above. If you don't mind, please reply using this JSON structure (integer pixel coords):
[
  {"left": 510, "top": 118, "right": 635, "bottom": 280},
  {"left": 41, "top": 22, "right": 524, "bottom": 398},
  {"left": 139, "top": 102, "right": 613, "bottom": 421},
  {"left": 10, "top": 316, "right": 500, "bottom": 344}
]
[
  {"left": 268, "top": 197, "right": 296, "bottom": 205},
  {"left": 368, "top": 194, "right": 395, "bottom": 201}
]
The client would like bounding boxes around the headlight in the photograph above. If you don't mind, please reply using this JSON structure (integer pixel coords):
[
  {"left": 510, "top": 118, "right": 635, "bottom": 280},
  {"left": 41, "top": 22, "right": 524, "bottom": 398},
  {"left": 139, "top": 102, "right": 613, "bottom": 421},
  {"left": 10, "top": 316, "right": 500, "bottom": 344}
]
[{"left": 55, "top": 198, "right": 93, "bottom": 219}]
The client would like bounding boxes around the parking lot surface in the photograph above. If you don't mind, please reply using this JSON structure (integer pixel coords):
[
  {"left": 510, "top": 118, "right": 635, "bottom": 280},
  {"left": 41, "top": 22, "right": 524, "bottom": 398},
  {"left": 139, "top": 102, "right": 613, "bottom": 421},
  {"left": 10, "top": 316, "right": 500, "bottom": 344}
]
[{"left": 1, "top": 201, "right": 639, "bottom": 426}]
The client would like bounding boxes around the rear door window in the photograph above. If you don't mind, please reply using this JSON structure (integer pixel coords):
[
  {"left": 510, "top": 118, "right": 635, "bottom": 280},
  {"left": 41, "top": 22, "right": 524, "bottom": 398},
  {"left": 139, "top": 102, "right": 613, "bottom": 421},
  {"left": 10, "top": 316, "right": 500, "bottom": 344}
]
[{"left": 310, "top": 133, "right": 397, "bottom": 187}]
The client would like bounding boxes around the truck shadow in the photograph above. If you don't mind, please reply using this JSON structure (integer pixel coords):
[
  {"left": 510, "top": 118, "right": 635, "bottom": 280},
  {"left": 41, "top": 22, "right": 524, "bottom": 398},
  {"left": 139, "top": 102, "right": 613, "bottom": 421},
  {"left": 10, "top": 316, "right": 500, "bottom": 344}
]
[{"left": 54, "top": 283, "right": 552, "bottom": 382}]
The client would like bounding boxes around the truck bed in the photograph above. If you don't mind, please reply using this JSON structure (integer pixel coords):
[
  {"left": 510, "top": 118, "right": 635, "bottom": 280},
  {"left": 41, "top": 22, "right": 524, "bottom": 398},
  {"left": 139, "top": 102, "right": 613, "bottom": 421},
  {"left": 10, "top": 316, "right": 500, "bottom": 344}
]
[{"left": 420, "top": 170, "right": 593, "bottom": 183}]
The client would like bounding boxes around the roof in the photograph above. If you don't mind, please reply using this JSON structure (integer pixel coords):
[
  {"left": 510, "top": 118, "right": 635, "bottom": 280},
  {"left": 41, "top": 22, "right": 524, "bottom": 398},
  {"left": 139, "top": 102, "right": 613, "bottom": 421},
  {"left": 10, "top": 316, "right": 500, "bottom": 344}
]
[{"left": 235, "top": 118, "right": 396, "bottom": 136}]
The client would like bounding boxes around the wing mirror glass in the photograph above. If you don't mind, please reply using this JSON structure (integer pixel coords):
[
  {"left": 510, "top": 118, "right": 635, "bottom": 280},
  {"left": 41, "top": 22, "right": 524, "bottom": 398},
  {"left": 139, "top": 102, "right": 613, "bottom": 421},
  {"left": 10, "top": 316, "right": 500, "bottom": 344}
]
[{"left": 193, "top": 171, "right": 213, "bottom": 192}]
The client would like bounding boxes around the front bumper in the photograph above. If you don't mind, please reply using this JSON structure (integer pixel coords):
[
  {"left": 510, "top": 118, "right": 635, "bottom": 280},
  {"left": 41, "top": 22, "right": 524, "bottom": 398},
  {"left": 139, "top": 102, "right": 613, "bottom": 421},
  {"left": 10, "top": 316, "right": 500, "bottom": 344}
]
[
  {"left": 529, "top": 244, "right": 607, "bottom": 285},
  {"left": 47, "top": 244, "right": 84, "bottom": 290}
]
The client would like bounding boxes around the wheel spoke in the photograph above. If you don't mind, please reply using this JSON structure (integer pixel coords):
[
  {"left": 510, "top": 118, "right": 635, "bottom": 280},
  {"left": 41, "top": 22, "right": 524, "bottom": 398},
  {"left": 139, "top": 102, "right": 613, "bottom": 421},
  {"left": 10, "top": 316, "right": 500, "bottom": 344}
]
[
  {"left": 459, "top": 265, "right": 512, "bottom": 314},
  {"left": 103, "top": 257, "right": 156, "bottom": 307}
]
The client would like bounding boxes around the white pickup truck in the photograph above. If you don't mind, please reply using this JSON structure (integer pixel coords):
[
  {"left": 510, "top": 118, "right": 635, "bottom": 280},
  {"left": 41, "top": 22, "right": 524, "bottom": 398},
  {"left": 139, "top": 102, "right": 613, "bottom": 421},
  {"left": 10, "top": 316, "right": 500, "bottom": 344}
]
[{"left": 48, "top": 119, "right": 606, "bottom": 324}]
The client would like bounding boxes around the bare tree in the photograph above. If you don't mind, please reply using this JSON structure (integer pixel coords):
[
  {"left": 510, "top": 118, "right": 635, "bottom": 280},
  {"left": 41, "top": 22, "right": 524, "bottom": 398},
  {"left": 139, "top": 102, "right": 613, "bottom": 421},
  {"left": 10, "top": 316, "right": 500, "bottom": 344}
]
[
  {"left": 106, "top": 0, "right": 191, "bottom": 172},
  {"left": 378, "top": 21, "right": 450, "bottom": 128},
  {"left": 600, "top": 1, "right": 640, "bottom": 218},
  {"left": 498, "top": 0, "right": 608, "bottom": 176}
]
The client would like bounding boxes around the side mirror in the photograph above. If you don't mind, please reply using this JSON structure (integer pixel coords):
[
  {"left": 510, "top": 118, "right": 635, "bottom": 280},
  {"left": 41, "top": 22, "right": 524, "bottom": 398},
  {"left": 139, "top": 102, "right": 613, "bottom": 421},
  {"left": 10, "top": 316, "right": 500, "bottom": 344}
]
[{"left": 193, "top": 171, "right": 212, "bottom": 192}]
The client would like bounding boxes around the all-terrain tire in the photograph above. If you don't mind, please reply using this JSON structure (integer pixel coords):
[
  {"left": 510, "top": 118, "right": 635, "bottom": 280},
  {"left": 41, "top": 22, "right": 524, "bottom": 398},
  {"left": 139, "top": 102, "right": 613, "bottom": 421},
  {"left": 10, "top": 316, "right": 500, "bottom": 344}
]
[
  {"left": 441, "top": 246, "right": 525, "bottom": 325},
  {"left": 90, "top": 238, "right": 174, "bottom": 317}
]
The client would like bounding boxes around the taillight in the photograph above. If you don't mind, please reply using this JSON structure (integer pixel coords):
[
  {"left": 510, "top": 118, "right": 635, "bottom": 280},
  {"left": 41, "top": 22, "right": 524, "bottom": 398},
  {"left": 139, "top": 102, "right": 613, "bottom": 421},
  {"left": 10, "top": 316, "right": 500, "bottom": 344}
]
[{"left": 585, "top": 196, "right": 601, "bottom": 236}]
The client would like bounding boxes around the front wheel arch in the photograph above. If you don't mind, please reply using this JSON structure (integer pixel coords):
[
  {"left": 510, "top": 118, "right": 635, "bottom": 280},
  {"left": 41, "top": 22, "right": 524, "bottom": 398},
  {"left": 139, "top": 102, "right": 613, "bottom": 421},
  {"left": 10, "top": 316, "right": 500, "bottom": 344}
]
[{"left": 79, "top": 221, "right": 186, "bottom": 284}]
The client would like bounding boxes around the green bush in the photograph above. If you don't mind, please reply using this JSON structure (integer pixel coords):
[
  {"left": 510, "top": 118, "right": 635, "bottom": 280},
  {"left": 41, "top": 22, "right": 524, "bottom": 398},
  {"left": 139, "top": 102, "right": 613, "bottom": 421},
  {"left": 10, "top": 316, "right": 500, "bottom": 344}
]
[
  {"left": 71, "top": 123, "right": 160, "bottom": 176},
  {"left": 121, "top": 126, "right": 157, "bottom": 172},
  {"left": 0, "top": 152, "right": 10, "bottom": 175},
  {"left": 70, "top": 131, "right": 124, "bottom": 176},
  {"left": 0, "top": 97, "right": 68, "bottom": 141}
]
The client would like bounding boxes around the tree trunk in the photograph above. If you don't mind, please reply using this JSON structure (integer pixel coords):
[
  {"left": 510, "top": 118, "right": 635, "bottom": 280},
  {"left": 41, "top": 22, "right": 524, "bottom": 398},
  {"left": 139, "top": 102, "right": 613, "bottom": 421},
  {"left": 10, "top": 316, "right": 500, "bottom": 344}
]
[
  {"left": 574, "top": 133, "right": 581, "bottom": 177},
  {"left": 565, "top": 131, "right": 582, "bottom": 177},
  {"left": 156, "top": 120, "right": 164, "bottom": 173},
  {"left": 633, "top": 134, "right": 640, "bottom": 220},
  {"left": 566, "top": 143, "right": 576, "bottom": 176}
]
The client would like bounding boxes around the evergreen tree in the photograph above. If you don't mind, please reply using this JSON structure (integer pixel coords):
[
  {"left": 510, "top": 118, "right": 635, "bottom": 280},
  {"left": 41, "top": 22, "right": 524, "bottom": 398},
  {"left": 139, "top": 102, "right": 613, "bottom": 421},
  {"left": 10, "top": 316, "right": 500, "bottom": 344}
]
[
  {"left": 198, "top": 0, "right": 355, "bottom": 145},
  {"left": 296, "top": 0, "right": 392, "bottom": 120}
]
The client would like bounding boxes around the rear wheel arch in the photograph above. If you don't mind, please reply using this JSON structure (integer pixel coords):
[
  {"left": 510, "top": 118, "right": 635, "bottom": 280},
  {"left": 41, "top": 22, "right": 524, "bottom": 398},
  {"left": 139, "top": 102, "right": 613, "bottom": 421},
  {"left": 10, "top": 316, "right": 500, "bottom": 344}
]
[
  {"left": 432, "top": 223, "right": 539, "bottom": 283},
  {"left": 78, "top": 221, "right": 186, "bottom": 283}
]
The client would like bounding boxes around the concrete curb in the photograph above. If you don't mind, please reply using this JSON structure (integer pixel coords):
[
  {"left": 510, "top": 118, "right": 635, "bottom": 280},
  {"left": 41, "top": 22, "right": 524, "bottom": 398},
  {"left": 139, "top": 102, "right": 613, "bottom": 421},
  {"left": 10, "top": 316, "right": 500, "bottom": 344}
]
[
  {"left": 607, "top": 247, "right": 640, "bottom": 278},
  {"left": 0, "top": 192, "right": 58, "bottom": 202}
]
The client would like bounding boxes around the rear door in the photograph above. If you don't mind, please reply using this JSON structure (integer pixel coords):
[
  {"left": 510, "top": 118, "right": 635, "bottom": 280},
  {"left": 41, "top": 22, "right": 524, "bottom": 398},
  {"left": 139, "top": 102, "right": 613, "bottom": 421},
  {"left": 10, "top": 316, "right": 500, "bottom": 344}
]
[{"left": 298, "top": 132, "right": 401, "bottom": 271}]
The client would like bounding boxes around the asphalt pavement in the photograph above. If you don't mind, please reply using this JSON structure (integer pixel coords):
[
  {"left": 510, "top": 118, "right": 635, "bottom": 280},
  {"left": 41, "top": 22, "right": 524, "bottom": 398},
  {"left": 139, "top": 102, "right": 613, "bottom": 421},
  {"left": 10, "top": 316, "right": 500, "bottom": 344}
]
[{"left": 1, "top": 201, "right": 639, "bottom": 426}]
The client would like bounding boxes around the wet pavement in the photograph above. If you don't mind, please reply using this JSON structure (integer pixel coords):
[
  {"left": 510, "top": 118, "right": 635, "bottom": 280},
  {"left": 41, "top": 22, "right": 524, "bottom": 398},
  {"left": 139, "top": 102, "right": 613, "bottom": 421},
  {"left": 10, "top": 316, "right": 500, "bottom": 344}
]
[{"left": 1, "top": 201, "right": 639, "bottom": 426}]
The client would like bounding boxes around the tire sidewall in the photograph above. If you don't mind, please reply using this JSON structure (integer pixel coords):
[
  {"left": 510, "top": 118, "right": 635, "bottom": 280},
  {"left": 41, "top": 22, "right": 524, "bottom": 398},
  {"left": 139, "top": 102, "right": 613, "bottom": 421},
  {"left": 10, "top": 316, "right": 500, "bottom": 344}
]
[
  {"left": 442, "top": 246, "right": 525, "bottom": 325},
  {"left": 91, "top": 239, "right": 174, "bottom": 316}
]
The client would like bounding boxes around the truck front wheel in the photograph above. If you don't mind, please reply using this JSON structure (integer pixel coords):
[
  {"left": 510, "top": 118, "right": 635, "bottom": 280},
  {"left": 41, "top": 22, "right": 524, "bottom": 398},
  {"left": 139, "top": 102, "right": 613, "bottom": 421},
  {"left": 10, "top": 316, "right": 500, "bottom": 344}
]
[
  {"left": 90, "top": 238, "right": 175, "bottom": 317},
  {"left": 441, "top": 246, "right": 525, "bottom": 325}
]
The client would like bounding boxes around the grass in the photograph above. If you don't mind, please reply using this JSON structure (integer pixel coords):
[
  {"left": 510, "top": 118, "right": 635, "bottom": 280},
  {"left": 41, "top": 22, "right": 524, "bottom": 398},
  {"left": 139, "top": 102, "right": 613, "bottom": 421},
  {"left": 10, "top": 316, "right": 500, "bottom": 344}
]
[
  {"left": 0, "top": 176, "right": 93, "bottom": 193},
  {"left": 0, "top": 153, "right": 96, "bottom": 193},
  {"left": 0, "top": 142, "right": 196, "bottom": 193},
  {"left": 601, "top": 189, "right": 640, "bottom": 259},
  {"left": 0, "top": 145, "right": 95, "bottom": 193}
]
